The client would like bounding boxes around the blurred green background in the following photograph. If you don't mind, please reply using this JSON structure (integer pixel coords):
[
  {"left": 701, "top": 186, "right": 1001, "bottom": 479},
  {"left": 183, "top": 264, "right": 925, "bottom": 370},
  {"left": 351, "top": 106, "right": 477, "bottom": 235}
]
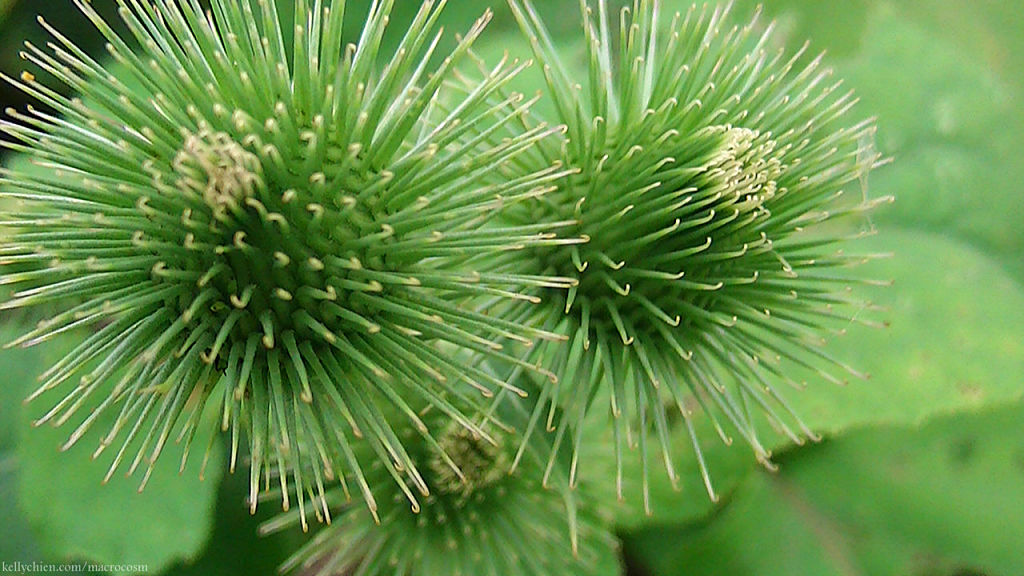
[{"left": 1, "top": 1, "right": 1023, "bottom": 575}]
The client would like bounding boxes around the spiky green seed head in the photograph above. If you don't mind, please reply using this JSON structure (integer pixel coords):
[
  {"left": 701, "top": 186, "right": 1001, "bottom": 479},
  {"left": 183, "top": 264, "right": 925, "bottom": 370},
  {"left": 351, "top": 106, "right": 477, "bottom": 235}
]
[
  {"left": 500, "top": 0, "right": 891, "bottom": 506},
  {"left": 263, "top": 393, "right": 618, "bottom": 576},
  {"left": 0, "top": 0, "right": 575, "bottom": 516}
]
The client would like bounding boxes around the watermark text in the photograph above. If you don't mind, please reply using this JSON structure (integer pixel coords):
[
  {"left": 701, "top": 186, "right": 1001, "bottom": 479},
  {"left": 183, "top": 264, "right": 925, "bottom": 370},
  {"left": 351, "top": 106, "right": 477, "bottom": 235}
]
[{"left": 1, "top": 562, "right": 149, "bottom": 574}]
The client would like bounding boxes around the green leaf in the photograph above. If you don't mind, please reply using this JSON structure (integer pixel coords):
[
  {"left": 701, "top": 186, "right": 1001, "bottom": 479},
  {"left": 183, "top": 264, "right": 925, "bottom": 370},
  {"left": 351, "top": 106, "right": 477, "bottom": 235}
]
[
  {"left": 0, "top": 321, "right": 108, "bottom": 574},
  {"left": 779, "top": 228, "right": 1024, "bottom": 439},
  {"left": 726, "top": 0, "right": 871, "bottom": 60},
  {"left": 626, "top": 400, "right": 1024, "bottom": 576},
  {"left": 0, "top": 0, "right": 16, "bottom": 27},
  {"left": 841, "top": 6, "right": 1024, "bottom": 281},
  {"left": 0, "top": 322, "right": 51, "bottom": 566},
  {"left": 0, "top": 465, "right": 87, "bottom": 576},
  {"left": 616, "top": 227, "right": 1024, "bottom": 529},
  {"left": 15, "top": 333, "right": 224, "bottom": 575},
  {"left": 0, "top": 322, "right": 45, "bottom": 453},
  {"left": 0, "top": 459, "right": 36, "bottom": 560},
  {"left": 158, "top": 470, "right": 306, "bottom": 576}
]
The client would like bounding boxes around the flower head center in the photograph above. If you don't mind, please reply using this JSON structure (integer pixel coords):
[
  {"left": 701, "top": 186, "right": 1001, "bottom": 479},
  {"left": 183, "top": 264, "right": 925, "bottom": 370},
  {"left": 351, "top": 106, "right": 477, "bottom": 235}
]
[
  {"left": 175, "top": 129, "right": 262, "bottom": 214},
  {"left": 429, "top": 424, "right": 508, "bottom": 497},
  {"left": 712, "top": 126, "right": 783, "bottom": 211}
]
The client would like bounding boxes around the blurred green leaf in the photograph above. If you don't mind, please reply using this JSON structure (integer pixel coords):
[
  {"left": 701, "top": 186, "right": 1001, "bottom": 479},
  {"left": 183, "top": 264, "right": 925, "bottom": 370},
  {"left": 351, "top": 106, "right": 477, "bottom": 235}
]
[
  {"left": 859, "top": 1, "right": 1024, "bottom": 99},
  {"left": 0, "top": 323, "right": 46, "bottom": 561},
  {"left": 0, "top": 321, "right": 44, "bottom": 453},
  {"left": 159, "top": 469, "right": 306, "bottom": 576},
  {"left": 725, "top": 0, "right": 872, "bottom": 60},
  {"left": 780, "top": 228, "right": 1024, "bottom": 439},
  {"left": 1, "top": 322, "right": 107, "bottom": 574},
  {"left": 627, "top": 401, "right": 1024, "bottom": 576},
  {"left": 841, "top": 5, "right": 1024, "bottom": 282},
  {"left": 0, "top": 465, "right": 89, "bottom": 576},
  {"left": 0, "top": 0, "right": 17, "bottom": 27},
  {"left": 15, "top": 334, "right": 224, "bottom": 575},
  {"left": 0, "top": 459, "right": 37, "bottom": 562},
  {"left": 618, "top": 227, "right": 1024, "bottom": 530}
]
